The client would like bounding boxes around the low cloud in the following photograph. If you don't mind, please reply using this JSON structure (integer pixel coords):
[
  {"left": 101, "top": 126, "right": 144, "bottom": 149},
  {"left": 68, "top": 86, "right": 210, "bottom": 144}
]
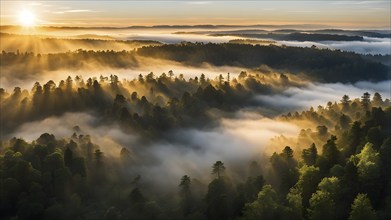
[{"left": 53, "top": 9, "right": 100, "bottom": 14}]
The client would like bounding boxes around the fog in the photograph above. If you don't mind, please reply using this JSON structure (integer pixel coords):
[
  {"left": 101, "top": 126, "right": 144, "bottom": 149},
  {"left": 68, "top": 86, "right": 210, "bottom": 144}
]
[
  {"left": 9, "top": 109, "right": 299, "bottom": 191},
  {"left": 9, "top": 112, "right": 137, "bottom": 157},
  {"left": 126, "top": 33, "right": 235, "bottom": 44},
  {"left": 277, "top": 37, "right": 391, "bottom": 55},
  {"left": 255, "top": 80, "right": 391, "bottom": 112}
]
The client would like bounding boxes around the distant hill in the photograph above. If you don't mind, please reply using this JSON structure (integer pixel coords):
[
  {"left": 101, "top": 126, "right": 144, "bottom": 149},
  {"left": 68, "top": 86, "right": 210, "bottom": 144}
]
[
  {"left": 137, "top": 42, "right": 389, "bottom": 82},
  {"left": 211, "top": 32, "right": 364, "bottom": 42},
  {"left": 0, "top": 32, "right": 162, "bottom": 54}
]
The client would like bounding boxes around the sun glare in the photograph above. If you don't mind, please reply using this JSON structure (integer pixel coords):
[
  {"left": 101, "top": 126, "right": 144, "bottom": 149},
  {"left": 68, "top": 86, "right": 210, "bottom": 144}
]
[{"left": 19, "top": 10, "right": 35, "bottom": 27}]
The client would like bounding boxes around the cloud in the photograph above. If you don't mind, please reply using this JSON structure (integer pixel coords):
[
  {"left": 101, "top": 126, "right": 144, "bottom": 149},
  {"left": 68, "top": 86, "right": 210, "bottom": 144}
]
[
  {"left": 185, "top": 1, "right": 212, "bottom": 5},
  {"left": 27, "top": 2, "right": 43, "bottom": 6},
  {"left": 289, "top": 10, "right": 320, "bottom": 13},
  {"left": 329, "top": 1, "right": 387, "bottom": 5},
  {"left": 53, "top": 9, "right": 100, "bottom": 14},
  {"left": 66, "top": 9, "right": 96, "bottom": 13},
  {"left": 26, "top": 2, "right": 51, "bottom": 7}
]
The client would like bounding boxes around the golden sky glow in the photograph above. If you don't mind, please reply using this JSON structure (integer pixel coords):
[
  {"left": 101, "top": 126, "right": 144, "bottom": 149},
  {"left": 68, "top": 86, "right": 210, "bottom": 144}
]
[
  {"left": 18, "top": 10, "right": 35, "bottom": 27},
  {"left": 0, "top": 1, "right": 390, "bottom": 28}
]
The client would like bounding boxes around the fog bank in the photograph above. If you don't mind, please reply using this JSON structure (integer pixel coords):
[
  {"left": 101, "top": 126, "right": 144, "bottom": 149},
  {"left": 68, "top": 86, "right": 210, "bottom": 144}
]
[
  {"left": 8, "top": 110, "right": 299, "bottom": 190},
  {"left": 277, "top": 37, "right": 391, "bottom": 55},
  {"left": 255, "top": 80, "right": 391, "bottom": 112}
]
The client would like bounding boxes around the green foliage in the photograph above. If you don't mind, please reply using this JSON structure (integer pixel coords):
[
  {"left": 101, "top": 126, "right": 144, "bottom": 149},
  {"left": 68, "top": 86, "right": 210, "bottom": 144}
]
[
  {"left": 307, "top": 177, "right": 341, "bottom": 220},
  {"left": 345, "top": 121, "right": 363, "bottom": 157},
  {"left": 205, "top": 178, "right": 232, "bottom": 220},
  {"left": 302, "top": 143, "right": 318, "bottom": 166},
  {"left": 318, "top": 135, "right": 341, "bottom": 173},
  {"left": 318, "top": 177, "right": 340, "bottom": 199},
  {"left": 352, "top": 143, "right": 381, "bottom": 181},
  {"left": 307, "top": 190, "right": 335, "bottom": 220},
  {"left": 349, "top": 193, "right": 377, "bottom": 220},
  {"left": 295, "top": 165, "right": 321, "bottom": 210},
  {"left": 242, "top": 185, "right": 288, "bottom": 220},
  {"left": 286, "top": 187, "right": 302, "bottom": 220},
  {"left": 270, "top": 146, "right": 299, "bottom": 194}
]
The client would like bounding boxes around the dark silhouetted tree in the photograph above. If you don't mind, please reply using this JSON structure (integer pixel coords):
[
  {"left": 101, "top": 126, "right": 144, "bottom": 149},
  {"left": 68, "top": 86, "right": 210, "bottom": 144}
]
[
  {"left": 212, "top": 161, "right": 226, "bottom": 178},
  {"left": 179, "top": 175, "right": 192, "bottom": 216},
  {"left": 302, "top": 143, "right": 318, "bottom": 166},
  {"left": 361, "top": 92, "right": 371, "bottom": 110}
]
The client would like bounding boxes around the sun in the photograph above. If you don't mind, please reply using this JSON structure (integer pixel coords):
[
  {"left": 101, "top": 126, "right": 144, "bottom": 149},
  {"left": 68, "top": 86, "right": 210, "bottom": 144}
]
[{"left": 19, "top": 10, "right": 36, "bottom": 27}]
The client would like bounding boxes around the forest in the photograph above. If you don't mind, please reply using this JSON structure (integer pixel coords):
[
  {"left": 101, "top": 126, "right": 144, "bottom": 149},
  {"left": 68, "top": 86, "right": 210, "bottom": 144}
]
[
  {"left": 1, "top": 11, "right": 391, "bottom": 219},
  {"left": 2, "top": 0, "right": 391, "bottom": 219},
  {"left": 0, "top": 71, "right": 390, "bottom": 220}
]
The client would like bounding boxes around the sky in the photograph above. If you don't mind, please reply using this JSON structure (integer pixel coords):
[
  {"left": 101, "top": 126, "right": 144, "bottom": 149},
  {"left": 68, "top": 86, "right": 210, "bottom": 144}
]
[{"left": 0, "top": 1, "right": 390, "bottom": 28}]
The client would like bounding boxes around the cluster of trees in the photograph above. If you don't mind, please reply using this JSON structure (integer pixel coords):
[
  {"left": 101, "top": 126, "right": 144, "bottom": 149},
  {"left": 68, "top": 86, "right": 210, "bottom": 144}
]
[
  {"left": 281, "top": 92, "right": 390, "bottom": 150},
  {"left": 137, "top": 43, "right": 389, "bottom": 82},
  {"left": 0, "top": 72, "right": 293, "bottom": 136},
  {"left": 0, "top": 94, "right": 390, "bottom": 219},
  {"left": 265, "top": 93, "right": 391, "bottom": 220},
  {"left": 0, "top": 131, "right": 147, "bottom": 220},
  {"left": 0, "top": 132, "right": 259, "bottom": 220}
]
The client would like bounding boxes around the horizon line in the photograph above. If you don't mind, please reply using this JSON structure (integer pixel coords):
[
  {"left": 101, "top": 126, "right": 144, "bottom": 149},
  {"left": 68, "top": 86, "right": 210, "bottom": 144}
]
[{"left": 1, "top": 24, "right": 390, "bottom": 30}]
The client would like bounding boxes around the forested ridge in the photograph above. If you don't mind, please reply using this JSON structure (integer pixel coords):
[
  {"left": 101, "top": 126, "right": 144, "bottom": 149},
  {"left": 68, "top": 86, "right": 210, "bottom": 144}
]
[
  {"left": 1, "top": 72, "right": 391, "bottom": 220},
  {"left": 1, "top": 42, "right": 389, "bottom": 83},
  {"left": 0, "top": 33, "right": 162, "bottom": 54},
  {"left": 137, "top": 43, "right": 389, "bottom": 83},
  {"left": 211, "top": 32, "right": 365, "bottom": 42}
]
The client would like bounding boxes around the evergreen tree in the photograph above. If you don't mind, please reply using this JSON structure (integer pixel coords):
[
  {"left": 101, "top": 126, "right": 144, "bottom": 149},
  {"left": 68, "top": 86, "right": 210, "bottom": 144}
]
[
  {"left": 349, "top": 193, "right": 377, "bottom": 220},
  {"left": 212, "top": 161, "right": 226, "bottom": 178}
]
